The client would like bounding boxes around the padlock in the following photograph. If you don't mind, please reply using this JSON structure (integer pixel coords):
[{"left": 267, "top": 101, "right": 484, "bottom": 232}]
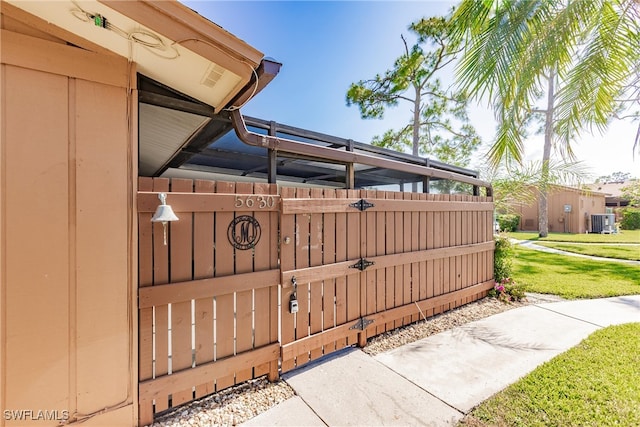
[
  {"left": 289, "top": 297, "right": 299, "bottom": 314},
  {"left": 289, "top": 276, "right": 299, "bottom": 314}
]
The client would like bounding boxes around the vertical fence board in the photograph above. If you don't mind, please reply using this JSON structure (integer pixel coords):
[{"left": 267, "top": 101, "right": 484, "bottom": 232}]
[
  {"left": 447, "top": 195, "right": 457, "bottom": 309},
  {"left": 268, "top": 184, "right": 279, "bottom": 380},
  {"left": 384, "top": 191, "right": 396, "bottom": 331},
  {"left": 465, "top": 195, "right": 472, "bottom": 304},
  {"left": 364, "top": 190, "right": 377, "bottom": 339},
  {"left": 441, "top": 195, "right": 451, "bottom": 312},
  {"left": 138, "top": 177, "right": 153, "bottom": 381},
  {"left": 472, "top": 203, "right": 479, "bottom": 297},
  {"left": 402, "top": 192, "right": 412, "bottom": 325},
  {"left": 168, "top": 179, "right": 195, "bottom": 407},
  {"left": 309, "top": 188, "right": 324, "bottom": 360},
  {"left": 457, "top": 199, "right": 464, "bottom": 305},
  {"left": 152, "top": 178, "right": 170, "bottom": 413},
  {"left": 418, "top": 193, "right": 428, "bottom": 308},
  {"left": 234, "top": 182, "right": 255, "bottom": 383},
  {"left": 280, "top": 187, "right": 296, "bottom": 372},
  {"left": 334, "top": 189, "right": 348, "bottom": 349},
  {"left": 253, "top": 183, "right": 276, "bottom": 378},
  {"left": 410, "top": 192, "right": 420, "bottom": 323},
  {"left": 194, "top": 180, "right": 215, "bottom": 398},
  {"left": 357, "top": 189, "right": 367, "bottom": 341},
  {"left": 484, "top": 202, "right": 491, "bottom": 284},
  {"left": 426, "top": 199, "right": 435, "bottom": 316},
  {"left": 214, "top": 181, "right": 236, "bottom": 390},
  {"left": 393, "top": 192, "right": 404, "bottom": 328},
  {"left": 294, "top": 188, "right": 311, "bottom": 367},
  {"left": 433, "top": 195, "right": 444, "bottom": 312},
  {"left": 322, "top": 188, "right": 337, "bottom": 354},
  {"left": 375, "top": 190, "right": 387, "bottom": 335},
  {"left": 138, "top": 178, "right": 154, "bottom": 424},
  {"left": 345, "top": 189, "right": 361, "bottom": 345}
]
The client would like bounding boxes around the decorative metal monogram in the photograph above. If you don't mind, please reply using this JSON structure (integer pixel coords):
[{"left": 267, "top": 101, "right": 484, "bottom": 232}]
[{"left": 227, "top": 215, "right": 261, "bottom": 250}]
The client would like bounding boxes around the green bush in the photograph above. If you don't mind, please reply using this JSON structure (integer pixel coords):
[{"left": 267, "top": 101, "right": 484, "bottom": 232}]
[
  {"left": 497, "top": 214, "right": 520, "bottom": 232},
  {"left": 620, "top": 208, "right": 640, "bottom": 230},
  {"left": 488, "top": 277, "right": 526, "bottom": 302},
  {"left": 494, "top": 234, "right": 513, "bottom": 282}
]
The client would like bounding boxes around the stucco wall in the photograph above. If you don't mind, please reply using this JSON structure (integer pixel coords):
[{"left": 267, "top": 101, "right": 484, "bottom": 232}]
[
  {"left": 1, "top": 22, "right": 136, "bottom": 427},
  {"left": 514, "top": 187, "right": 606, "bottom": 234}
]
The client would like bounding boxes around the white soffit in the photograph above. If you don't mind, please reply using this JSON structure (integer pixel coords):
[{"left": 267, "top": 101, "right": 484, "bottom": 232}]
[
  {"left": 6, "top": 0, "right": 244, "bottom": 110},
  {"left": 138, "top": 103, "right": 209, "bottom": 176}
]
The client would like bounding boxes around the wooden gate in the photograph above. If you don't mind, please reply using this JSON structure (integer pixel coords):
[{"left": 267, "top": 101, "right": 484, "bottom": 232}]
[
  {"left": 137, "top": 178, "right": 494, "bottom": 424},
  {"left": 279, "top": 188, "right": 495, "bottom": 372}
]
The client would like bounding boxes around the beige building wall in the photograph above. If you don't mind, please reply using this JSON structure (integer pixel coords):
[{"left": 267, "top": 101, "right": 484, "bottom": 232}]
[
  {"left": 1, "top": 14, "right": 137, "bottom": 427},
  {"left": 514, "top": 187, "right": 606, "bottom": 234}
]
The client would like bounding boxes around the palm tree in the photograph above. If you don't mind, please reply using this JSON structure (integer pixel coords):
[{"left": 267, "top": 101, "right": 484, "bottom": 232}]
[{"left": 449, "top": 0, "right": 639, "bottom": 236}]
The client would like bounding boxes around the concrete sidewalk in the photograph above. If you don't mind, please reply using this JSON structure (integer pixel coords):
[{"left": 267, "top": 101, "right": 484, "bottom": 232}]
[
  {"left": 511, "top": 240, "right": 640, "bottom": 265},
  {"left": 242, "top": 295, "right": 640, "bottom": 426}
]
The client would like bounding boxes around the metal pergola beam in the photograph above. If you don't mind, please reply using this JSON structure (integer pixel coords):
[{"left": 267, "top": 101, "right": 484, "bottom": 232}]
[{"left": 230, "top": 110, "right": 493, "bottom": 193}]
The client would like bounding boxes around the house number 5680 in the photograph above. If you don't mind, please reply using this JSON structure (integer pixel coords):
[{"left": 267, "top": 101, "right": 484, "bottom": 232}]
[{"left": 235, "top": 195, "right": 276, "bottom": 209}]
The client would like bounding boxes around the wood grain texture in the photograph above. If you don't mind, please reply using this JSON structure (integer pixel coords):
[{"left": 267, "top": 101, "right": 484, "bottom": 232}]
[{"left": 136, "top": 179, "right": 494, "bottom": 422}]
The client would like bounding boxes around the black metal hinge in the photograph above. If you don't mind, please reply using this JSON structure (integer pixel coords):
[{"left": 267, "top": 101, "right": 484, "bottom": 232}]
[
  {"left": 349, "top": 199, "right": 375, "bottom": 211},
  {"left": 350, "top": 258, "right": 375, "bottom": 271},
  {"left": 350, "top": 317, "right": 374, "bottom": 331}
]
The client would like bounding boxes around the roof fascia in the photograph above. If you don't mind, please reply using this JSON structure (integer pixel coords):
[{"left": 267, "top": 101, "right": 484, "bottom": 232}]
[{"left": 98, "top": 0, "right": 263, "bottom": 78}]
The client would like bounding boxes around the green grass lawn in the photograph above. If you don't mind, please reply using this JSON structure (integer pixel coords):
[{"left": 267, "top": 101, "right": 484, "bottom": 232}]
[
  {"left": 507, "top": 230, "right": 640, "bottom": 243},
  {"left": 535, "top": 242, "right": 640, "bottom": 261},
  {"left": 512, "top": 246, "right": 640, "bottom": 299},
  {"left": 463, "top": 323, "right": 640, "bottom": 427}
]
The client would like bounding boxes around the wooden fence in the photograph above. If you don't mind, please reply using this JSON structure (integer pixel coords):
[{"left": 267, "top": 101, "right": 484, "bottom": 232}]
[
  {"left": 137, "top": 177, "right": 494, "bottom": 425},
  {"left": 137, "top": 178, "right": 280, "bottom": 425}
]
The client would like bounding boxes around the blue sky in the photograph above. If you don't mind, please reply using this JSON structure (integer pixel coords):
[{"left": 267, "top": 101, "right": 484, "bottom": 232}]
[{"left": 185, "top": 1, "right": 638, "bottom": 179}]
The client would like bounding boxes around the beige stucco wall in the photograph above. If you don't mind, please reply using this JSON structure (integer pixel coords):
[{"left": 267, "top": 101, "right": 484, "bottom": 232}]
[
  {"left": 1, "top": 17, "right": 137, "bottom": 427},
  {"left": 514, "top": 187, "right": 606, "bottom": 234}
]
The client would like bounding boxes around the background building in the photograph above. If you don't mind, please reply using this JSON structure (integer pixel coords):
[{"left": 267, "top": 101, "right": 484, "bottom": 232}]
[{"left": 511, "top": 185, "right": 607, "bottom": 234}]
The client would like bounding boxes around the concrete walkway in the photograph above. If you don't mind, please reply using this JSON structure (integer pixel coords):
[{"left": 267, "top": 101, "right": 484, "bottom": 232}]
[
  {"left": 512, "top": 239, "right": 640, "bottom": 265},
  {"left": 242, "top": 295, "right": 640, "bottom": 426}
]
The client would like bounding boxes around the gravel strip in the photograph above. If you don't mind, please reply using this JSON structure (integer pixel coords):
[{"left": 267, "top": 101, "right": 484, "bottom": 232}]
[
  {"left": 152, "top": 294, "right": 558, "bottom": 426},
  {"left": 152, "top": 378, "right": 294, "bottom": 427}
]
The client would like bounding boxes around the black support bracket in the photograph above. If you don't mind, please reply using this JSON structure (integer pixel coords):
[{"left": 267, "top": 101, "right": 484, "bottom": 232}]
[
  {"left": 350, "top": 258, "right": 375, "bottom": 271},
  {"left": 350, "top": 317, "right": 374, "bottom": 331},
  {"left": 349, "top": 199, "right": 375, "bottom": 211}
]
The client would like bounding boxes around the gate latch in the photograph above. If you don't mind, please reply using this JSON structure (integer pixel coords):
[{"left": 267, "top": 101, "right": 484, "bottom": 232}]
[
  {"left": 350, "top": 317, "right": 374, "bottom": 331},
  {"left": 349, "top": 199, "right": 375, "bottom": 211},
  {"left": 350, "top": 258, "right": 375, "bottom": 271}
]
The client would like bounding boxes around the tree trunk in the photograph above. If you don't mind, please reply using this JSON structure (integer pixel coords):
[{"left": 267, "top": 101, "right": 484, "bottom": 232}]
[
  {"left": 412, "top": 86, "right": 421, "bottom": 193},
  {"left": 539, "top": 67, "right": 556, "bottom": 238}
]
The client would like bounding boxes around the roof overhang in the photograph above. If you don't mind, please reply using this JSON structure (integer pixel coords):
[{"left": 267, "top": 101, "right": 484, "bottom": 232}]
[{"left": 4, "top": 0, "right": 264, "bottom": 112}]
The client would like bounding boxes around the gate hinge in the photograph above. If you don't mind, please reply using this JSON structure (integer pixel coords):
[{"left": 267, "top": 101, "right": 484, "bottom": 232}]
[
  {"left": 349, "top": 199, "right": 375, "bottom": 211},
  {"left": 350, "top": 317, "right": 374, "bottom": 331},
  {"left": 350, "top": 258, "right": 375, "bottom": 271}
]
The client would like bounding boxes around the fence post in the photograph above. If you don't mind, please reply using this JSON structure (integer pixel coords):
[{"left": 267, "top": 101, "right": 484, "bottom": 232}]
[
  {"left": 346, "top": 139, "right": 355, "bottom": 189},
  {"left": 268, "top": 121, "right": 277, "bottom": 184}
]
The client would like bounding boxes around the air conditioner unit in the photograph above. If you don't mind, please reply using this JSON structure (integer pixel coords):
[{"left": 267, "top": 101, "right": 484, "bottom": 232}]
[{"left": 591, "top": 214, "right": 615, "bottom": 234}]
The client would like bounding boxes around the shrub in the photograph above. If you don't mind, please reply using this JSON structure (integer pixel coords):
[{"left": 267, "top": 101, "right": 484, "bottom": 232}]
[
  {"left": 497, "top": 214, "right": 520, "bottom": 232},
  {"left": 494, "top": 234, "right": 513, "bottom": 282},
  {"left": 488, "top": 277, "right": 526, "bottom": 302},
  {"left": 620, "top": 208, "right": 640, "bottom": 230}
]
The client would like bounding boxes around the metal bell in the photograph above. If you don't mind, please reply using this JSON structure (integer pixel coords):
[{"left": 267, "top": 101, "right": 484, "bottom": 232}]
[
  {"left": 151, "top": 193, "right": 179, "bottom": 223},
  {"left": 150, "top": 193, "right": 178, "bottom": 245},
  {"left": 151, "top": 204, "right": 179, "bottom": 222}
]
